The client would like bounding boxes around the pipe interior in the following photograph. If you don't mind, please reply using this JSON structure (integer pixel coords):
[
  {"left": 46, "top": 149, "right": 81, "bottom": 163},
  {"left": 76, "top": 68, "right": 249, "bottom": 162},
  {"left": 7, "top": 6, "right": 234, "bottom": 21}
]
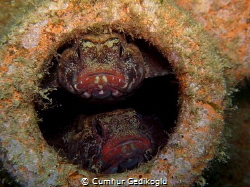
[{"left": 36, "top": 35, "right": 179, "bottom": 174}]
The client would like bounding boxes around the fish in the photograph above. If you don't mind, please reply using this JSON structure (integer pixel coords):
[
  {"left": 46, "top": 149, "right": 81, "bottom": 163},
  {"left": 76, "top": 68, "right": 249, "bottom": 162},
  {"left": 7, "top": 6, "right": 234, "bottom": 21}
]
[
  {"left": 54, "top": 32, "right": 170, "bottom": 101},
  {"left": 63, "top": 108, "right": 168, "bottom": 174}
]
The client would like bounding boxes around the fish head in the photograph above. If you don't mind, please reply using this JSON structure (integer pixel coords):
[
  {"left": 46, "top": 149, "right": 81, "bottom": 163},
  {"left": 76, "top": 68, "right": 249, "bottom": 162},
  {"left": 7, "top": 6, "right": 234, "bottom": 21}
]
[
  {"left": 66, "top": 109, "right": 154, "bottom": 174},
  {"left": 57, "top": 33, "right": 145, "bottom": 101}
]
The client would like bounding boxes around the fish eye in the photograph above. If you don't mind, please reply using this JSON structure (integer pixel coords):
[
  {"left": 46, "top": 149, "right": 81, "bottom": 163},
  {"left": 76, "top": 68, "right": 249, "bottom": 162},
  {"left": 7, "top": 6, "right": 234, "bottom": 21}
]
[
  {"left": 131, "top": 115, "right": 141, "bottom": 124},
  {"left": 95, "top": 122, "right": 103, "bottom": 136},
  {"left": 119, "top": 45, "right": 124, "bottom": 57}
]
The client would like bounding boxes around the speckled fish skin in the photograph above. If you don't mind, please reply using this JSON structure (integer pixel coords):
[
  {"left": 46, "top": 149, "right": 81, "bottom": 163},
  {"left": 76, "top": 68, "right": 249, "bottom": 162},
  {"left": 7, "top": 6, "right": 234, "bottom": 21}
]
[
  {"left": 64, "top": 109, "right": 156, "bottom": 174},
  {"left": 57, "top": 33, "right": 145, "bottom": 101}
]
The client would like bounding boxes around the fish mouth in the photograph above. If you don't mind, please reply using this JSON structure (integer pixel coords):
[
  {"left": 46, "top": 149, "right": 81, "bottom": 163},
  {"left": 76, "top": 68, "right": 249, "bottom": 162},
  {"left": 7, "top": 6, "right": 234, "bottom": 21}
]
[
  {"left": 75, "top": 70, "right": 128, "bottom": 99},
  {"left": 96, "top": 137, "right": 153, "bottom": 174}
]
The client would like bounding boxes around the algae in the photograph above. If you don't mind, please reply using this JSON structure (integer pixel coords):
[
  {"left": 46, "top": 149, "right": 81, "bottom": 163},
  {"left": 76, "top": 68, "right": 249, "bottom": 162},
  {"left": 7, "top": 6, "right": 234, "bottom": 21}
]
[
  {"left": 0, "top": 0, "right": 47, "bottom": 44},
  {"left": 0, "top": 0, "right": 237, "bottom": 186}
]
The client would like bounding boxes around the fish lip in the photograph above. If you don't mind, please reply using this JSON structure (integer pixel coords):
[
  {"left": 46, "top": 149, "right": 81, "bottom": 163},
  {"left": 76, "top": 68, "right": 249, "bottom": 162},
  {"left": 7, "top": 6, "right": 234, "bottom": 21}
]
[
  {"left": 80, "top": 71, "right": 122, "bottom": 77},
  {"left": 96, "top": 137, "right": 153, "bottom": 172},
  {"left": 74, "top": 69, "right": 128, "bottom": 97},
  {"left": 102, "top": 137, "right": 152, "bottom": 155},
  {"left": 114, "top": 139, "right": 148, "bottom": 148},
  {"left": 77, "top": 69, "right": 126, "bottom": 80}
]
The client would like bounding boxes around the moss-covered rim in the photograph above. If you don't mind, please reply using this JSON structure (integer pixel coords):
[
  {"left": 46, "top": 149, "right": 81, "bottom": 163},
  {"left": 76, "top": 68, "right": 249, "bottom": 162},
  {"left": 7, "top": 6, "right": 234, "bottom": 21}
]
[{"left": 0, "top": 0, "right": 229, "bottom": 186}]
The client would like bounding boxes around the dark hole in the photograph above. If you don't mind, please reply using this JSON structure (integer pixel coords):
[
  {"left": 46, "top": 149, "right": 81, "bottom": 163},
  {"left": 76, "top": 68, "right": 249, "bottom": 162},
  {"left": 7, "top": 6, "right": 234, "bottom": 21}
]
[{"left": 36, "top": 34, "right": 179, "bottom": 174}]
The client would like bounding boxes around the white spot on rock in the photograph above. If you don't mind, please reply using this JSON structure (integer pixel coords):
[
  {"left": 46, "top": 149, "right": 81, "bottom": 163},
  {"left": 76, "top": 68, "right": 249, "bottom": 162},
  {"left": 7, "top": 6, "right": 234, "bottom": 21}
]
[
  {"left": 217, "top": 9, "right": 231, "bottom": 21},
  {"left": 194, "top": 0, "right": 212, "bottom": 14},
  {"left": 175, "top": 158, "right": 192, "bottom": 175},
  {"left": 6, "top": 64, "right": 17, "bottom": 75},
  {"left": 22, "top": 20, "right": 48, "bottom": 49},
  {"left": 48, "top": 0, "right": 69, "bottom": 10}
]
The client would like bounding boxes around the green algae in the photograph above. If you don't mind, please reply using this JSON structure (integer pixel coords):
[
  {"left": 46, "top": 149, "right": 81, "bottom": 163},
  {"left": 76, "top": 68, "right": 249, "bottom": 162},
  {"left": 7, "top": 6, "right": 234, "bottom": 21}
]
[{"left": 0, "top": 0, "right": 46, "bottom": 44}]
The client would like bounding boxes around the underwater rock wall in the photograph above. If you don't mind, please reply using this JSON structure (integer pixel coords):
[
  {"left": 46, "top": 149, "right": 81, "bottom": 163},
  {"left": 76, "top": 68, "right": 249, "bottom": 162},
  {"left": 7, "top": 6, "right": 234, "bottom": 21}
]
[{"left": 175, "top": 0, "right": 250, "bottom": 85}]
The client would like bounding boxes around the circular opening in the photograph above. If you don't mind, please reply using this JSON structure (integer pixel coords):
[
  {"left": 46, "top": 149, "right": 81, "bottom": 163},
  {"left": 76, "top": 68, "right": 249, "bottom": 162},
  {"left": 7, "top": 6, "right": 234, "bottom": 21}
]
[
  {"left": 35, "top": 32, "right": 179, "bottom": 174},
  {"left": 0, "top": 1, "right": 228, "bottom": 185}
]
